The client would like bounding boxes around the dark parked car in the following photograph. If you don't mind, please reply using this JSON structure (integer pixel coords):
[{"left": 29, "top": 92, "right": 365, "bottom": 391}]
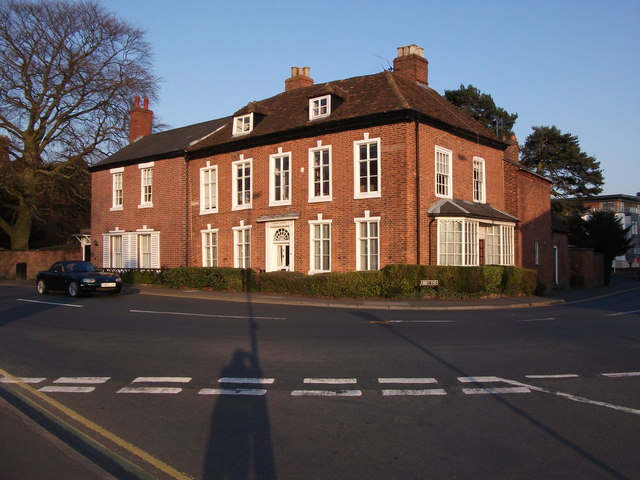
[{"left": 36, "top": 261, "right": 123, "bottom": 297}]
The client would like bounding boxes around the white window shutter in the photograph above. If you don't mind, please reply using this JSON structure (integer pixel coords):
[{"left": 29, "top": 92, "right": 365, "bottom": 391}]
[
  {"left": 151, "top": 232, "right": 160, "bottom": 268},
  {"left": 102, "top": 235, "right": 110, "bottom": 268},
  {"left": 123, "top": 233, "right": 137, "bottom": 268}
]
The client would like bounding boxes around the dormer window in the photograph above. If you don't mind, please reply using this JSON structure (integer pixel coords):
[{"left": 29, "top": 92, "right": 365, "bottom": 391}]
[
  {"left": 309, "top": 95, "right": 331, "bottom": 120},
  {"left": 233, "top": 113, "right": 253, "bottom": 135}
]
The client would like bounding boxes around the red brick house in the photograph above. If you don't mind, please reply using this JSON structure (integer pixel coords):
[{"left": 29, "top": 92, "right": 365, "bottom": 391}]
[{"left": 90, "top": 45, "right": 557, "bottom": 288}]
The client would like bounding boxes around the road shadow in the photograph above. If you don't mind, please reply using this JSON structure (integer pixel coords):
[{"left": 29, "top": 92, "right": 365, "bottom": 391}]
[
  {"left": 349, "top": 309, "right": 632, "bottom": 480},
  {"left": 202, "top": 294, "right": 276, "bottom": 480}
]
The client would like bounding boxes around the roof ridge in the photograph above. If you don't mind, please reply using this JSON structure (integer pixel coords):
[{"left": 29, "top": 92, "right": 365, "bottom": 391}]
[{"left": 385, "top": 71, "right": 411, "bottom": 109}]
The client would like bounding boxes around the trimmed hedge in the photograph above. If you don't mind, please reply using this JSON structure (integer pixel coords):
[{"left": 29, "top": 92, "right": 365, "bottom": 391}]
[{"left": 145, "top": 264, "right": 537, "bottom": 299}]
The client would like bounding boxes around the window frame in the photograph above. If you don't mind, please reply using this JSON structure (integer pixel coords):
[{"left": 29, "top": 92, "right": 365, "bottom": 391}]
[
  {"left": 138, "top": 162, "right": 154, "bottom": 208},
  {"left": 436, "top": 218, "right": 479, "bottom": 266},
  {"left": 353, "top": 135, "right": 381, "bottom": 199},
  {"left": 472, "top": 156, "right": 486, "bottom": 203},
  {"left": 355, "top": 211, "right": 381, "bottom": 271},
  {"left": 110, "top": 234, "right": 123, "bottom": 268},
  {"left": 309, "top": 216, "right": 332, "bottom": 274},
  {"left": 232, "top": 156, "right": 252, "bottom": 210},
  {"left": 110, "top": 168, "right": 124, "bottom": 211},
  {"left": 309, "top": 95, "right": 331, "bottom": 120},
  {"left": 269, "top": 149, "right": 292, "bottom": 206},
  {"left": 201, "top": 227, "right": 218, "bottom": 267},
  {"left": 233, "top": 223, "right": 251, "bottom": 268},
  {"left": 308, "top": 144, "right": 332, "bottom": 202},
  {"left": 232, "top": 113, "right": 253, "bottom": 136},
  {"left": 138, "top": 233, "right": 152, "bottom": 268},
  {"left": 435, "top": 146, "right": 452, "bottom": 199},
  {"left": 200, "top": 164, "right": 218, "bottom": 214}
]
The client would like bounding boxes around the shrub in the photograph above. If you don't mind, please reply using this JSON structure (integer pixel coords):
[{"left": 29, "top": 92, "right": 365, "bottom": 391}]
[
  {"left": 149, "top": 264, "right": 538, "bottom": 299},
  {"left": 162, "top": 267, "right": 249, "bottom": 291}
]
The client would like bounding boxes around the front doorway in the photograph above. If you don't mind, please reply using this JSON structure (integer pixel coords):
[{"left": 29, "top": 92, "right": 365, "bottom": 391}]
[{"left": 266, "top": 222, "right": 294, "bottom": 272}]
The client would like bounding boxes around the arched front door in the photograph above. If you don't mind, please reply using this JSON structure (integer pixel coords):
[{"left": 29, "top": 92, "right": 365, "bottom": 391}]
[{"left": 266, "top": 222, "right": 294, "bottom": 272}]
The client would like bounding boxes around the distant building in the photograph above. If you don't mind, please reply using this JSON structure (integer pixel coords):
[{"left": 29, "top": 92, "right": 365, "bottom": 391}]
[
  {"left": 580, "top": 194, "right": 640, "bottom": 268},
  {"left": 90, "top": 45, "right": 560, "bottom": 289}
]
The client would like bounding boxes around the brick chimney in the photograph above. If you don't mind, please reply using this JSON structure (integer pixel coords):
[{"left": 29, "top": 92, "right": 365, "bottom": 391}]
[
  {"left": 393, "top": 45, "right": 428, "bottom": 86},
  {"left": 504, "top": 135, "right": 519, "bottom": 163},
  {"left": 129, "top": 96, "right": 153, "bottom": 143},
  {"left": 285, "top": 67, "right": 314, "bottom": 91}
]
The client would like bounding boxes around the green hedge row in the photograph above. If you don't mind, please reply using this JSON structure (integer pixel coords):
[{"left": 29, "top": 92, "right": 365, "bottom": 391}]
[{"left": 139, "top": 264, "right": 537, "bottom": 299}]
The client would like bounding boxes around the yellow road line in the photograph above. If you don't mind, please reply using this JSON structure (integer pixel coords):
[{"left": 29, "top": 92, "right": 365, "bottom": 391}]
[{"left": 0, "top": 367, "right": 192, "bottom": 480}]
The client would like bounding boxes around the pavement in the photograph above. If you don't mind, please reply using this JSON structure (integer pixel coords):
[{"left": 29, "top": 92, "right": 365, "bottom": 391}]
[{"left": 1, "top": 275, "right": 639, "bottom": 480}]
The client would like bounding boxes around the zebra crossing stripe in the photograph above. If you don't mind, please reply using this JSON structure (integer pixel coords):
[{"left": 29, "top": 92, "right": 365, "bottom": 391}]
[
  {"left": 132, "top": 377, "right": 192, "bottom": 383},
  {"left": 218, "top": 377, "right": 275, "bottom": 384},
  {"left": 0, "top": 377, "right": 45, "bottom": 384},
  {"left": 39, "top": 386, "right": 95, "bottom": 393},
  {"left": 53, "top": 377, "right": 110, "bottom": 384},
  {"left": 117, "top": 387, "right": 183, "bottom": 394},
  {"left": 291, "top": 390, "right": 362, "bottom": 397},
  {"left": 199, "top": 388, "right": 266, "bottom": 396},
  {"left": 382, "top": 389, "right": 447, "bottom": 396},
  {"left": 378, "top": 378, "right": 437, "bottom": 384}
]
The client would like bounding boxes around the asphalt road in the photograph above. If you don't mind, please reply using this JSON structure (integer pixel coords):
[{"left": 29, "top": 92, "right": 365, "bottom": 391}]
[{"left": 1, "top": 283, "right": 639, "bottom": 479}]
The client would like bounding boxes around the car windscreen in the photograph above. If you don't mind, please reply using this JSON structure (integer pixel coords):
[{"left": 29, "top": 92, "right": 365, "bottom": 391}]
[{"left": 69, "top": 262, "right": 98, "bottom": 273}]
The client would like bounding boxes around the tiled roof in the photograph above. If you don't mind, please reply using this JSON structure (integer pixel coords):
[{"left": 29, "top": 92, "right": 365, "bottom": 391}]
[
  {"left": 428, "top": 199, "right": 519, "bottom": 222},
  {"left": 93, "top": 70, "right": 505, "bottom": 170},
  {"left": 91, "top": 117, "right": 230, "bottom": 171},
  {"left": 188, "top": 71, "right": 504, "bottom": 154}
]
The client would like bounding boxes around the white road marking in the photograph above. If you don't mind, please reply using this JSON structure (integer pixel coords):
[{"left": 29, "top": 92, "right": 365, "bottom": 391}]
[
  {"left": 303, "top": 378, "right": 357, "bottom": 384},
  {"left": 388, "top": 320, "right": 455, "bottom": 324},
  {"left": 517, "top": 317, "right": 556, "bottom": 322},
  {"left": 218, "top": 377, "right": 275, "bottom": 384},
  {"left": 39, "top": 386, "right": 95, "bottom": 393},
  {"left": 525, "top": 374, "right": 579, "bottom": 379},
  {"left": 132, "top": 377, "right": 192, "bottom": 383},
  {"left": 53, "top": 377, "right": 111, "bottom": 384},
  {"left": 382, "top": 389, "right": 447, "bottom": 396},
  {"left": 498, "top": 378, "right": 640, "bottom": 416},
  {"left": 130, "top": 309, "right": 286, "bottom": 320},
  {"left": 291, "top": 390, "right": 362, "bottom": 397},
  {"left": 17, "top": 299, "right": 83, "bottom": 308},
  {"left": 601, "top": 371, "right": 640, "bottom": 377},
  {"left": 463, "top": 387, "right": 531, "bottom": 395},
  {"left": 199, "top": 388, "right": 266, "bottom": 396},
  {"left": 607, "top": 309, "right": 640, "bottom": 317},
  {"left": 378, "top": 377, "right": 438, "bottom": 384},
  {"left": 117, "top": 387, "right": 182, "bottom": 394},
  {"left": 0, "top": 377, "right": 45, "bottom": 384},
  {"left": 457, "top": 376, "right": 503, "bottom": 383}
]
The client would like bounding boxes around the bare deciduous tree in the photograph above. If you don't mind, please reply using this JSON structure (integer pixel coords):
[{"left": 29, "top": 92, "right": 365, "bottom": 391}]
[{"left": 0, "top": 0, "right": 158, "bottom": 249}]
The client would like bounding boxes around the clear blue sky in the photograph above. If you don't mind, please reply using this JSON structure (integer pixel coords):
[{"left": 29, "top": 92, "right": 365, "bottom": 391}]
[{"left": 101, "top": 0, "right": 640, "bottom": 196}]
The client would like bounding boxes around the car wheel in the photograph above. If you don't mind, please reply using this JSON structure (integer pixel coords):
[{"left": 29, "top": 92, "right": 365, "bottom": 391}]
[
  {"left": 36, "top": 279, "right": 48, "bottom": 295},
  {"left": 68, "top": 281, "right": 81, "bottom": 297}
]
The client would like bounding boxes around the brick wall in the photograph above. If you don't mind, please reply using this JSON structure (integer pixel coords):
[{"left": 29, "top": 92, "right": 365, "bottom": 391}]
[
  {"left": 91, "top": 156, "right": 188, "bottom": 268},
  {"left": 188, "top": 121, "right": 509, "bottom": 272},
  {"left": 0, "top": 248, "right": 80, "bottom": 280},
  {"left": 569, "top": 248, "right": 604, "bottom": 288}
]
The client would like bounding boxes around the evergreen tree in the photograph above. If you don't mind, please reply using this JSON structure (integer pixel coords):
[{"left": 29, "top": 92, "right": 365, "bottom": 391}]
[
  {"left": 521, "top": 126, "right": 603, "bottom": 199},
  {"left": 444, "top": 84, "right": 518, "bottom": 139}
]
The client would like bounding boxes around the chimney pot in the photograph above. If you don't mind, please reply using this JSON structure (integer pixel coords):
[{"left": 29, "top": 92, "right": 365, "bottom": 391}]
[
  {"left": 129, "top": 96, "right": 153, "bottom": 143},
  {"left": 393, "top": 44, "right": 428, "bottom": 86},
  {"left": 285, "top": 66, "right": 314, "bottom": 91}
]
